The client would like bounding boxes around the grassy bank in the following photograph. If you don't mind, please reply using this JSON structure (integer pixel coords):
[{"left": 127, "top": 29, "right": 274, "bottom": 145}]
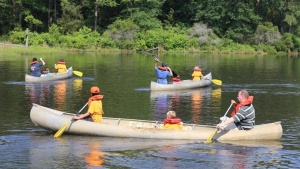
[{"left": 0, "top": 43, "right": 292, "bottom": 57}]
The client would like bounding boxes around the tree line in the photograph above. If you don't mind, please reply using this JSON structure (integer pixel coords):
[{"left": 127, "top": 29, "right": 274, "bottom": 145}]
[{"left": 1, "top": 0, "right": 300, "bottom": 54}]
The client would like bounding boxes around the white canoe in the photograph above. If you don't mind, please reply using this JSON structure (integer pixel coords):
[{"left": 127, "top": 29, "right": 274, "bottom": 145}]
[
  {"left": 25, "top": 67, "right": 73, "bottom": 82},
  {"left": 30, "top": 104, "right": 283, "bottom": 141},
  {"left": 150, "top": 73, "right": 212, "bottom": 91}
]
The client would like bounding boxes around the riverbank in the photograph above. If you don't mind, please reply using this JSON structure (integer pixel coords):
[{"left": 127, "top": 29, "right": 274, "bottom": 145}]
[{"left": 0, "top": 42, "right": 293, "bottom": 57}]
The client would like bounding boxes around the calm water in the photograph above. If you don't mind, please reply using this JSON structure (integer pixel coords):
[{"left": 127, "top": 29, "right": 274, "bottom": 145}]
[{"left": 0, "top": 52, "right": 300, "bottom": 168}]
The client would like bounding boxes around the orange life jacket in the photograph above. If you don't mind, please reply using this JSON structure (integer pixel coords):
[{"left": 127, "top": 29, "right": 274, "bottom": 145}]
[
  {"left": 231, "top": 96, "right": 254, "bottom": 116},
  {"left": 88, "top": 95, "right": 104, "bottom": 107},
  {"left": 58, "top": 61, "right": 66, "bottom": 64},
  {"left": 30, "top": 61, "right": 38, "bottom": 65},
  {"left": 163, "top": 118, "right": 182, "bottom": 125}
]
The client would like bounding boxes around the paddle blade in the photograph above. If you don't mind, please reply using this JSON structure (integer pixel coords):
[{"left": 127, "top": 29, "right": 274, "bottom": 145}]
[
  {"left": 54, "top": 122, "right": 71, "bottom": 138},
  {"left": 206, "top": 130, "right": 217, "bottom": 143},
  {"left": 73, "top": 71, "right": 83, "bottom": 77},
  {"left": 212, "top": 79, "right": 222, "bottom": 86}
]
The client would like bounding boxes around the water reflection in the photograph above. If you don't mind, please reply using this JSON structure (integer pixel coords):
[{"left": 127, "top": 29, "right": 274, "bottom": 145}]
[
  {"left": 24, "top": 78, "right": 83, "bottom": 110},
  {"left": 54, "top": 82, "right": 67, "bottom": 110},
  {"left": 150, "top": 87, "right": 216, "bottom": 122},
  {"left": 25, "top": 82, "right": 52, "bottom": 105},
  {"left": 84, "top": 142, "right": 105, "bottom": 167}
]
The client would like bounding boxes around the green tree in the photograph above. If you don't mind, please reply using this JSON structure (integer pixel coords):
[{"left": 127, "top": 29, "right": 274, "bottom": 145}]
[
  {"left": 193, "top": 0, "right": 261, "bottom": 43},
  {"left": 104, "top": 19, "right": 140, "bottom": 49},
  {"left": 57, "top": 0, "right": 83, "bottom": 33},
  {"left": 254, "top": 22, "right": 281, "bottom": 45},
  {"left": 120, "top": 0, "right": 165, "bottom": 30}
]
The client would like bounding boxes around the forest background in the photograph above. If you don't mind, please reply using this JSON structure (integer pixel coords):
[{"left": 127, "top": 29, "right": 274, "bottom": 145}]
[{"left": 1, "top": 0, "right": 300, "bottom": 56}]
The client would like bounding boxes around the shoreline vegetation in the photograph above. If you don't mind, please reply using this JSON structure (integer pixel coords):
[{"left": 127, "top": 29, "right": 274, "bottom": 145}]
[
  {"left": 2, "top": 42, "right": 295, "bottom": 57},
  {"left": 1, "top": 1, "right": 300, "bottom": 58}
]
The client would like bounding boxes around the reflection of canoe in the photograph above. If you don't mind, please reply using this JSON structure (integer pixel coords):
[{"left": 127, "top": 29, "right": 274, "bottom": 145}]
[
  {"left": 150, "top": 73, "right": 212, "bottom": 91},
  {"left": 30, "top": 104, "right": 282, "bottom": 141},
  {"left": 25, "top": 67, "right": 73, "bottom": 82},
  {"left": 150, "top": 87, "right": 212, "bottom": 99}
]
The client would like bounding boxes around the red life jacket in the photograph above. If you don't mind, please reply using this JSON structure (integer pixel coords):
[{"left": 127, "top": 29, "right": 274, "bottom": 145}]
[
  {"left": 30, "top": 61, "right": 38, "bottom": 65},
  {"left": 157, "top": 66, "right": 168, "bottom": 71},
  {"left": 163, "top": 118, "right": 182, "bottom": 125},
  {"left": 88, "top": 95, "right": 104, "bottom": 107},
  {"left": 231, "top": 96, "right": 254, "bottom": 116},
  {"left": 172, "top": 77, "right": 180, "bottom": 82}
]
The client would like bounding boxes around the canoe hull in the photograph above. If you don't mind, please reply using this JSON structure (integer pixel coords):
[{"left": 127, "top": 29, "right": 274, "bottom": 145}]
[
  {"left": 150, "top": 73, "right": 212, "bottom": 91},
  {"left": 30, "top": 104, "right": 282, "bottom": 141},
  {"left": 25, "top": 67, "right": 73, "bottom": 82}
]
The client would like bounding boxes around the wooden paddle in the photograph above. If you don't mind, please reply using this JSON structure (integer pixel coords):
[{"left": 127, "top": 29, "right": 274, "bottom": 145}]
[
  {"left": 212, "top": 79, "right": 222, "bottom": 86},
  {"left": 206, "top": 103, "right": 233, "bottom": 143},
  {"left": 73, "top": 71, "right": 83, "bottom": 77},
  {"left": 54, "top": 103, "right": 88, "bottom": 138}
]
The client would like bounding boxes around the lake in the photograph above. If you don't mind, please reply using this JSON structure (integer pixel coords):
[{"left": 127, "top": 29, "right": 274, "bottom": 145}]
[{"left": 0, "top": 52, "right": 299, "bottom": 168}]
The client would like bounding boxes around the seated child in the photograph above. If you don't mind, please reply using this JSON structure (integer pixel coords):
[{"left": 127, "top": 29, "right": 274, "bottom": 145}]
[
  {"left": 192, "top": 66, "right": 203, "bottom": 80},
  {"left": 42, "top": 67, "right": 51, "bottom": 76},
  {"left": 172, "top": 75, "right": 181, "bottom": 83},
  {"left": 163, "top": 111, "right": 183, "bottom": 130}
]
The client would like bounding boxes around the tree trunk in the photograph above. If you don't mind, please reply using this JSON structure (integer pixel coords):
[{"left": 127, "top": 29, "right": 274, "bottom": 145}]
[{"left": 94, "top": 0, "right": 98, "bottom": 31}]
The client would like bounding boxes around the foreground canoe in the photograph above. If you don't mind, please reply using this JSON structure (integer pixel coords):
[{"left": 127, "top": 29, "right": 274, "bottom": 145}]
[
  {"left": 25, "top": 67, "right": 73, "bottom": 82},
  {"left": 30, "top": 104, "right": 282, "bottom": 141},
  {"left": 150, "top": 73, "right": 212, "bottom": 91}
]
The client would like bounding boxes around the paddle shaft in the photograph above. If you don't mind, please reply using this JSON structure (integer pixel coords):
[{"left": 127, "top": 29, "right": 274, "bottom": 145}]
[
  {"left": 221, "top": 103, "right": 233, "bottom": 123},
  {"left": 206, "top": 103, "right": 233, "bottom": 142},
  {"left": 54, "top": 102, "right": 88, "bottom": 138},
  {"left": 76, "top": 102, "right": 88, "bottom": 116}
]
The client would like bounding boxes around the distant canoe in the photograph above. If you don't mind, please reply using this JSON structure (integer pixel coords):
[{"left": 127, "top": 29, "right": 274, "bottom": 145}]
[
  {"left": 150, "top": 73, "right": 212, "bottom": 91},
  {"left": 30, "top": 103, "right": 283, "bottom": 141},
  {"left": 25, "top": 67, "right": 73, "bottom": 82}
]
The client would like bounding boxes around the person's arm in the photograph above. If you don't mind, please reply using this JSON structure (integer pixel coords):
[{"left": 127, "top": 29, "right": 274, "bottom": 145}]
[
  {"left": 154, "top": 59, "right": 158, "bottom": 68},
  {"left": 40, "top": 58, "right": 45, "bottom": 65},
  {"left": 216, "top": 117, "right": 235, "bottom": 130},
  {"left": 73, "top": 112, "right": 91, "bottom": 120}
]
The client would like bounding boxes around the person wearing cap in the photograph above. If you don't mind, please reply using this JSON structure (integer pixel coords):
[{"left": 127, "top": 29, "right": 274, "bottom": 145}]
[
  {"left": 154, "top": 59, "right": 173, "bottom": 84},
  {"left": 30, "top": 57, "right": 45, "bottom": 77},
  {"left": 54, "top": 58, "right": 67, "bottom": 73},
  {"left": 73, "top": 86, "right": 105, "bottom": 123},
  {"left": 192, "top": 66, "right": 203, "bottom": 80}
]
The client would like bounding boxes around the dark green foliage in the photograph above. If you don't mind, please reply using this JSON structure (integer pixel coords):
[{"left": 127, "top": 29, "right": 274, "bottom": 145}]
[{"left": 1, "top": 0, "right": 300, "bottom": 54}]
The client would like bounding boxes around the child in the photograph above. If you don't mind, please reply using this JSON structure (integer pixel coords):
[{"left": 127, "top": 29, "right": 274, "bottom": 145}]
[
  {"left": 163, "top": 111, "right": 183, "bottom": 130},
  {"left": 73, "top": 86, "right": 105, "bottom": 123},
  {"left": 54, "top": 59, "right": 67, "bottom": 73},
  {"left": 192, "top": 66, "right": 203, "bottom": 80},
  {"left": 42, "top": 67, "right": 51, "bottom": 76}
]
